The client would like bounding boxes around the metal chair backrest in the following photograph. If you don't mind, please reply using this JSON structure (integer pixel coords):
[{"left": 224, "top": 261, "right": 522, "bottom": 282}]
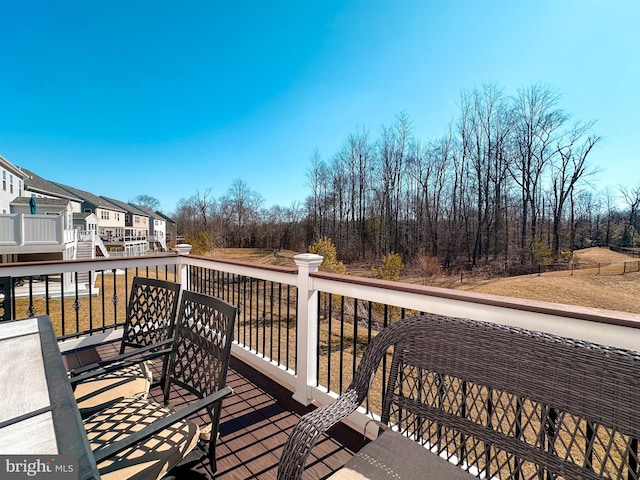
[
  {"left": 164, "top": 290, "right": 237, "bottom": 466},
  {"left": 165, "top": 290, "right": 236, "bottom": 402},
  {"left": 120, "top": 276, "right": 181, "bottom": 354}
]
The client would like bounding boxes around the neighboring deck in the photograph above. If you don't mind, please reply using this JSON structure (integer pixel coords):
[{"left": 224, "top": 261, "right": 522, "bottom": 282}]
[{"left": 63, "top": 341, "right": 366, "bottom": 479}]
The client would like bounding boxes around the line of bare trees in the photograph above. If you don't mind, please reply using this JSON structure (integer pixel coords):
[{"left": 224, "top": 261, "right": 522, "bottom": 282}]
[{"left": 172, "top": 82, "right": 639, "bottom": 269}]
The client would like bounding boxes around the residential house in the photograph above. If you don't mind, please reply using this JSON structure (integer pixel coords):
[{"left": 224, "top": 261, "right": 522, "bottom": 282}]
[
  {"left": 0, "top": 155, "right": 27, "bottom": 214},
  {"left": 1, "top": 158, "right": 79, "bottom": 264},
  {"left": 100, "top": 196, "right": 150, "bottom": 256},
  {"left": 54, "top": 183, "right": 129, "bottom": 254},
  {"left": 130, "top": 203, "right": 167, "bottom": 252},
  {"left": 153, "top": 210, "right": 178, "bottom": 249},
  {"left": 20, "top": 168, "right": 83, "bottom": 212},
  {"left": 20, "top": 167, "right": 82, "bottom": 239},
  {"left": 73, "top": 212, "right": 99, "bottom": 233}
]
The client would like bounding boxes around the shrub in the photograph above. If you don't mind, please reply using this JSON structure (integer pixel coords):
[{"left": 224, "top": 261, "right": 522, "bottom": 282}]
[
  {"left": 184, "top": 231, "right": 214, "bottom": 255},
  {"left": 309, "top": 237, "right": 347, "bottom": 275},
  {"left": 532, "top": 239, "right": 552, "bottom": 266},
  {"left": 372, "top": 253, "right": 404, "bottom": 281},
  {"left": 411, "top": 253, "right": 442, "bottom": 283}
]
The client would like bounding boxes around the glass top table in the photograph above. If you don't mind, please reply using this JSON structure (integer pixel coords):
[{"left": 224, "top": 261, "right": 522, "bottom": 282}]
[{"left": 0, "top": 315, "right": 99, "bottom": 479}]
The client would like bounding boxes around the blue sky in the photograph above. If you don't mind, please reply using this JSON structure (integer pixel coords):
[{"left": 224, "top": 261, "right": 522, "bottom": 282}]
[{"left": 1, "top": 1, "right": 638, "bottom": 213}]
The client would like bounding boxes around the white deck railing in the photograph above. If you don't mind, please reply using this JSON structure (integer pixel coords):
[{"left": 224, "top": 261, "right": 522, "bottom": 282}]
[
  {"left": 0, "top": 213, "right": 68, "bottom": 248},
  {"left": 2, "top": 252, "right": 639, "bottom": 432}
]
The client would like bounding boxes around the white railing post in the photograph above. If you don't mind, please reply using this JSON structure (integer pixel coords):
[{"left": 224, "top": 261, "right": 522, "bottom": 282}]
[
  {"left": 175, "top": 244, "right": 192, "bottom": 291},
  {"left": 57, "top": 215, "right": 64, "bottom": 244},
  {"left": 292, "top": 253, "right": 323, "bottom": 406},
  {"left": 18, "top": 213, "right": 25, "bottom": 246}
]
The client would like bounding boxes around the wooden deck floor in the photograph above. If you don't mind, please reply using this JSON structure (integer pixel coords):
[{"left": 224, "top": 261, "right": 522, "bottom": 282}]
[{"left": 63, "top": 342, "right": 366, "bottom": 479}]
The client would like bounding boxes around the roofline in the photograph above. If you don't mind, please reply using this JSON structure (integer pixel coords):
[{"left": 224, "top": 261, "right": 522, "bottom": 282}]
[
  {"left": 0, "top": 155, "right": 28, "bottom": 179},
  {"left": 25, "top": 185, "right": 82, "bottom": 202},
  {"left": 54, "top": 183, "right": 127, "bottom": 212},
  {"left": 100, "top": 196, "right": 150, "bottom": 217}
]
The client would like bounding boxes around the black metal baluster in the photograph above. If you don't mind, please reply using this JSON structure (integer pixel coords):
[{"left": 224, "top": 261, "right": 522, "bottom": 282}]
[
  {"left": 315, "top": 294, "right": 321, "bottom": 387},
  {"left": 629, "top": 437, "right": 639, "bottom": 480},
  {"left": 73, "top": 272, "right": 80, "bottom": 334},
  {"left": 60, "top": 277, "right": 66, "bottom": 336},
  {"left": 277, "top": 283, "right": 282, "bottom": 366},
  {"left": 45, "top": 275, "right": 50, "bottom": 317},
  {"left": 338, "top": 296, "right": 345, "bottom": 394},
  {"left": 327, "top": 293, "right": 333, "bottom": 392},
  {"left": 352, "top": 297, "right": 358, "bottom": 380},
  {"left": 88, "top": 271, "right": 93, "bottom": 333},
  {"left": 101, "top": 272, "right": 106, "bottom": 331}
]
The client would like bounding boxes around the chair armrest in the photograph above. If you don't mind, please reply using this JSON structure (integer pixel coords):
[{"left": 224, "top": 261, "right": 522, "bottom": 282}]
[
  {"left": 69, "top": 346, "right": 173, "bottom": 387},
  {"left": 277, "top": 389, "right": 361, "bottom": 480},
  {"left": 69, "top": 338, "right": 174, "bottom": 377},
  {"left": 92, "top": 386, "right": 233, "bottom": 464},
  {"left": 278, "top": 320, "right": 403, "bottom": 480}
]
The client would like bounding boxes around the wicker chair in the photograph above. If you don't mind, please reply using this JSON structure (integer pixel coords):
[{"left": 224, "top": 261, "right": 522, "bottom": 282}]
[
  {"left": 69, "top": 277, "right": 181, "bottom": 416},
  {"left": 278, "top": 314, "right": 640, "bottom": 480},
  {"left": 84, "top": 290, "right": 237, "bottom": 480}
]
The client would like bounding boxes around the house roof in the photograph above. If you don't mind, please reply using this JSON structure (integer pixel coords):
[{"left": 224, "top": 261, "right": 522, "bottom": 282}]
[
  {"left": 0, "top": 155, "right": 28, "bottom": 179},
  {"left": 73, "top": 212, "right": 97, "bottom": 220},
  {"left": 54, "top": 183, "right": 126, "bottom": 212},
  {"left": 100, "top": 196, "right": 149, "bottom": 218},
  {"left": 129, "top": 203, "right": 161, "bottom": 220},
  {"left": 19, "top": 168, "right": 82, "bottom": 202},
  {"left": 11, "top": 196, "right": 70, "bottom": 207},
  {"left": 153, "top": 210, "right": 175, "bottom": 223}
]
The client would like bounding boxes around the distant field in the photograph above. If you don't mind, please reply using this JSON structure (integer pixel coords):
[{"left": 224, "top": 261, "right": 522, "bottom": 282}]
[
  {"left": 456, "top": 247, "right": 640, "bottom": 314},
  {"left": 211, "top": 247, "right": 640, "bottom": 315}
]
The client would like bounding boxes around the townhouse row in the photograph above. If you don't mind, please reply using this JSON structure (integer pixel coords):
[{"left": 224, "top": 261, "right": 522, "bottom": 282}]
[{"left": 0, "top": 154, "right": 177, "bottom": 264}]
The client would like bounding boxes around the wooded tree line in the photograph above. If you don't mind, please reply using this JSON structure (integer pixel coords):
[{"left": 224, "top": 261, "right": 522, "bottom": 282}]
[{"left": 172, "top": 83, "right": 640, "bottom": 269}]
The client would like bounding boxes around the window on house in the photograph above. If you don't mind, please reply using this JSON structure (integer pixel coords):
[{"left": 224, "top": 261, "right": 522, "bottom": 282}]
[
  {"left": 9, "top": 174, "right": 13, "bottom": 194},
  {"left": 2, "top": 171, "right": 6, "bottom": 191},
  {"left": 125, "top": 214, "right": 130, "bottom": 223},
  {"left": 18, "top": 180, "right": 22, "bottom": 196},
  {"left": 101, "top": 210, "right": 109, "bottom": 220}
]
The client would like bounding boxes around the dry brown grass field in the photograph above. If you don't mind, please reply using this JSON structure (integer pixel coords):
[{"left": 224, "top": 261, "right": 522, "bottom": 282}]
[
  {"left": 454, "top": 247, "right": 640, "bottom": 314},
  {"left": 213, "top": 246, "right": 640, "bottom": 314}
]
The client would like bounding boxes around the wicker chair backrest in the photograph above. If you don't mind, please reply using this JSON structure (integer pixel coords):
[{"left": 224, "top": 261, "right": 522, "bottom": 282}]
[{"left": 377, "top": 315, "right": 640, "bottom": 480}]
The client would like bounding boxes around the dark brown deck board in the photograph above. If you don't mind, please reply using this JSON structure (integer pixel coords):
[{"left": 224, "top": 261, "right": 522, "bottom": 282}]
[{"left": 64, "top": 341, "right": 365, "bottom": 479}]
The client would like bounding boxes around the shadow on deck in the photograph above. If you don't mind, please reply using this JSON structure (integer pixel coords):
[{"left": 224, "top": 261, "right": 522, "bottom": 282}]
[{"left": 63, "top": 342, "right": 366, "bottom": 479}]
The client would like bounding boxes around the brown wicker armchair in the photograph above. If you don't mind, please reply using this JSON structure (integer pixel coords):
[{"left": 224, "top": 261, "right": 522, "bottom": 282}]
[{"left": 278, "top": 315, "right": 640, "bottom": 480}]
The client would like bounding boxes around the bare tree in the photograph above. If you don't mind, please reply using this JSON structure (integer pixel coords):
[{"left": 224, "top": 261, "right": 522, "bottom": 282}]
[
  {"left": 374, "top": 112, "right": 412, "bottom": 256},
  {"left": 223, "top": 179, "right": 264, "bottom": 247},
  {"left": 306, "top": 149, "right": 330, "bottom": 240},
  {"left": 131, "top": 194, "right": 161, "bottom": 211},
  {"left": 509, "top": 83, "right": 568, "bottom": 264},
  {"left": 620, "top": 184, "right": 640, "bottom": 246},
  {"left": 550, "top": 122, "right": 600, "bottom": 257}
]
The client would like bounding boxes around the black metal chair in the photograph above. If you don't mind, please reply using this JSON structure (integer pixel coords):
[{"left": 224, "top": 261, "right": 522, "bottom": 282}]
[
  {"left": 83, "top": 290, "right": 237, "bottom": 480},
  {"left": 70, "top": 277, "right": 181, "bottom": 416}
]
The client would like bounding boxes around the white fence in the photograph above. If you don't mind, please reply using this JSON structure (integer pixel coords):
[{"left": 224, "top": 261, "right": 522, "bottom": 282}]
[{"left": 0, "top": 213, "right": 65, "bottom": 246}]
